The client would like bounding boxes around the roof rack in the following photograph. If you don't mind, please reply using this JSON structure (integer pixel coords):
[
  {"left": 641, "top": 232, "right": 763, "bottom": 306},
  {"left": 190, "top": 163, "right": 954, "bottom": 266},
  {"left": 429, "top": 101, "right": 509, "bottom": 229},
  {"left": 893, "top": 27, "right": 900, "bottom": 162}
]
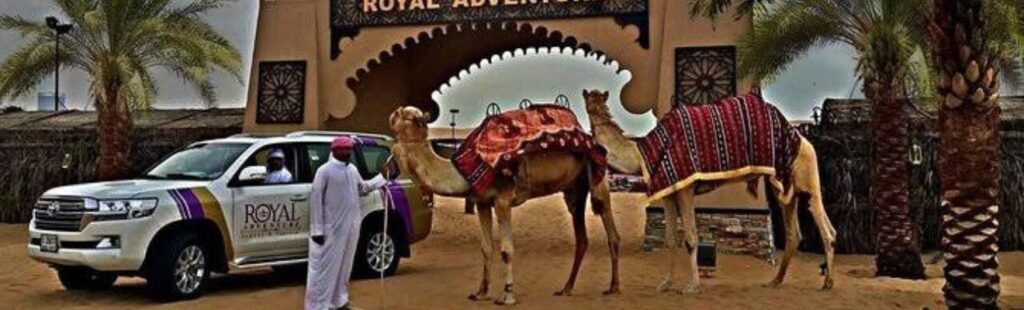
[
  {"left": 228, "top": 133, "right": 281, "bottom": 138},
  {"left": 285, "top": 131, "right": 394, "bottom": 141}
]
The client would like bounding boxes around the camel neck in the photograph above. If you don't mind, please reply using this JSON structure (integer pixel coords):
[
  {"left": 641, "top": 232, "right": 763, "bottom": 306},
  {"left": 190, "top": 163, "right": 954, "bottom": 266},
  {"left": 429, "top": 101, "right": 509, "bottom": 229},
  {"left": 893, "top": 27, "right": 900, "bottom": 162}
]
[
  {"left": 395, "top": 139, "right": 472, "bottom": 196},
  {"left": 586, "top": 107, "right": 644, "bottom": 175}
]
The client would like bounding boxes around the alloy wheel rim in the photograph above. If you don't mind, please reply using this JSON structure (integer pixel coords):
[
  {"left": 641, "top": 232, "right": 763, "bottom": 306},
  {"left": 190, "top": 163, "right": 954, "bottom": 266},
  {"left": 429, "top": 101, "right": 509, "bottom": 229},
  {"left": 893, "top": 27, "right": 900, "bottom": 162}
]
[
  {"left": 174, "top": 245, "right": 205, "bottom": 294},
  {"left": 367, "top": 232, "right": 395, "bottom": 272}
]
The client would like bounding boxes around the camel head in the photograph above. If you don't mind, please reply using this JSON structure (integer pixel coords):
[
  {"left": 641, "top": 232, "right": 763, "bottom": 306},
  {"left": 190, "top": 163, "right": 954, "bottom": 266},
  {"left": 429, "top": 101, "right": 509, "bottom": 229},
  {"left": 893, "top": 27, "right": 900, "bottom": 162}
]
[
  {"left": 582, "top": 89, "right": 612, "bottom": 120},
  {"left": 388, "top": 106, "right": 431, "bottom": 142}
]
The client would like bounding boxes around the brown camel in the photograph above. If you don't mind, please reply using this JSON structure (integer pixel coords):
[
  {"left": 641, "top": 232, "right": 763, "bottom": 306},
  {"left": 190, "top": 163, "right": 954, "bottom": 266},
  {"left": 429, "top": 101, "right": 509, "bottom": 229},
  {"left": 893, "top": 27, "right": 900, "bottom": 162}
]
[
  {"left": 581, "top": 90, "right": 836, "bottom": 293},
  {"left": 387, "top": 106, "right": 621, "bottom": 305}
]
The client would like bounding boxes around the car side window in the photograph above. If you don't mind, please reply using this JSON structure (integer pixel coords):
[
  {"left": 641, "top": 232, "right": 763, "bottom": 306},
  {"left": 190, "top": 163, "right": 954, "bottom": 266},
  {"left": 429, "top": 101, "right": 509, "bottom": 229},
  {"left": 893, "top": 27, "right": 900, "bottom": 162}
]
[
  {"left": 356, "top": 145, "right": 391, "bottom": 180},
  {"left": 238, "top": 144, "right": 299, "bottom": 185},
  {"left": 300, "top": 143, "right": 332, "bottom": 183}
]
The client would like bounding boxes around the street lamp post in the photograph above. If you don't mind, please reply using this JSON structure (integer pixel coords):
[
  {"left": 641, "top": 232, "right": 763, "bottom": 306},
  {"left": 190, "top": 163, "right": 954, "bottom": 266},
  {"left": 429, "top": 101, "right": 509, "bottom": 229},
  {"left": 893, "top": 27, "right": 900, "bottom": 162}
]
[
  {"left": 46, "top": 16, "right": 73, "bottom": 112},
  {"left": 449, "top": 109, "right": 460, "bottom": 140}
]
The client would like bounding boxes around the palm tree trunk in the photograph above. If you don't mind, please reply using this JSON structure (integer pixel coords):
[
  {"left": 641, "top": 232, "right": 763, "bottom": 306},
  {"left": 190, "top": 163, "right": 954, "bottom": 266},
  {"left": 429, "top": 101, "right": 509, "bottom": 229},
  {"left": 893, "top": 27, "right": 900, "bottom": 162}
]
[
  {"left": 95, "top": 85, "right": 134, "bottom": 181},
  {"left": 931, "top": 0, "right": 1001, "bottom": 308},
  {"left": 869, "top": 87, "right": 926, "bottom": 279}
]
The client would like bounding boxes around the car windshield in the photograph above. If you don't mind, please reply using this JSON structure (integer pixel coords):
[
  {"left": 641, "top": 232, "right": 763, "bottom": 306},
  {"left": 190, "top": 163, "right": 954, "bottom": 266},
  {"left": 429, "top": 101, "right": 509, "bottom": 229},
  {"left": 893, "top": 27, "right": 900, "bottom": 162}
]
[{"left": 144, "top": 143, "right": 251, "bottom": 180}]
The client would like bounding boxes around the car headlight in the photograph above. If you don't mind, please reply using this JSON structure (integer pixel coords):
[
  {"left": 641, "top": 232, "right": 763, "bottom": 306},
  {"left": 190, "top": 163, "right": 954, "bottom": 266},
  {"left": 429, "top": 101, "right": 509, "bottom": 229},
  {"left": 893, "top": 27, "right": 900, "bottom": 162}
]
[{"left": 88, "top": 198, "right": 159, "bottom": 219}]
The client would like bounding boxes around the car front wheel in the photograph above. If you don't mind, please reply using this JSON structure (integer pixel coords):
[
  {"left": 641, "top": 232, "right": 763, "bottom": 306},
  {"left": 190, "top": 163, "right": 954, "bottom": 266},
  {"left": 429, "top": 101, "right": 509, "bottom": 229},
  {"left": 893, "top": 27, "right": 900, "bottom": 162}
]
[
  {"left": 355, "top": 221, "right": 401, "bottom": 277},
  {"left": 146, "top": 232, "right": 209, "bottom": 301}
]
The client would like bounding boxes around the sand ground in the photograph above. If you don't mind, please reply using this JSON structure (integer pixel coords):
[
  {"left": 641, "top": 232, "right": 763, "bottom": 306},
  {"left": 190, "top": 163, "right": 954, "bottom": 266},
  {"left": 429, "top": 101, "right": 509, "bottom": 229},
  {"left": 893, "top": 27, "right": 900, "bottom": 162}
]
[{"left": 1, "top": 194, "right": 1022, "bottom": 309}]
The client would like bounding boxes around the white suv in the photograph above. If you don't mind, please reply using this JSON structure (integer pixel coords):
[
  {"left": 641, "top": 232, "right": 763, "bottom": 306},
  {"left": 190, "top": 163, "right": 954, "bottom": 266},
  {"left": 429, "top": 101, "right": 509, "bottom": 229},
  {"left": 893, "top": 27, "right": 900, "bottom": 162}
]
[{"left": 26, "top": 131, "right": 434, "bottom": 300}]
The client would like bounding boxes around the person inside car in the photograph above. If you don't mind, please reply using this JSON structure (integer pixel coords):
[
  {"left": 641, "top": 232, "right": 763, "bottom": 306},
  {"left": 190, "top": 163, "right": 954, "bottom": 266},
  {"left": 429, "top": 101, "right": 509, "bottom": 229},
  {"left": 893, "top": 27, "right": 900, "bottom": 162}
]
[{"left": 265, "top": 149, "right": 293, "bottom": 184}]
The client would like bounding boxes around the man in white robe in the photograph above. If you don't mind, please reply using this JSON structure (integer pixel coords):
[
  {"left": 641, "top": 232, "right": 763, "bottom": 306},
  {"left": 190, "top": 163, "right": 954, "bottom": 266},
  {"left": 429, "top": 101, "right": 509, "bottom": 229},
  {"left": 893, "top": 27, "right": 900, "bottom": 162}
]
[{"left": 305, "top": 136, "right": 386, "bottom": 310}]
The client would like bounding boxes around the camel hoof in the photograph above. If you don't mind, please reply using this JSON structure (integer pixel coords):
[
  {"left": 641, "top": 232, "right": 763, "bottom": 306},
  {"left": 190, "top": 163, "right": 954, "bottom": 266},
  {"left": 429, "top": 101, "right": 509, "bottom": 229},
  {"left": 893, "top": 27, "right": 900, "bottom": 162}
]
[
  {"left": 468, "top": 293, "right": 490, "bottom": 301},
  {"left": 603, "top": 287, "right": 620, "bottom": 295},
  {"left": 494, "top": 294, "right": 517, "bottom": 306},
  {"left": 554, "top": 289, "right": 572, "bottom": 296},
  {"left": 821, "top": 278, "right": 834, "bottom": 291},
  {"left": 658, "top": 279, "right": 674, "bottom": 293},
  {"left": 763, "top": 278, "right": 783, "bottom": 288},
  {"left": 682, "top": 283, "right": 702, "bottom": 294}
]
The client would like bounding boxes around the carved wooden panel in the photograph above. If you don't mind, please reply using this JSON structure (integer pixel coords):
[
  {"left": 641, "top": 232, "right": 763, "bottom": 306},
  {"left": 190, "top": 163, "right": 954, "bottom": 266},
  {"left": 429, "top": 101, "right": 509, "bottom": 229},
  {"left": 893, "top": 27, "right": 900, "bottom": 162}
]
[
  {"left": 675, "top": 46, "right": 737, "bottom": 106},
  {"left": 257, "top": 61, "right": 307, "bottom": 124}
]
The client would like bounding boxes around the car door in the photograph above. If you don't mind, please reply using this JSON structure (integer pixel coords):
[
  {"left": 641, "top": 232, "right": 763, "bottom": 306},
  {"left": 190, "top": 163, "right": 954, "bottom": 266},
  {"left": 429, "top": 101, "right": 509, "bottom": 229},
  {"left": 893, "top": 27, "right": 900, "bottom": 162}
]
[
  {"left": 229, "top": 143, "right": 310, "bottom": 262},
  {"left": 301, "top": 143, "right": 383, "bottom": 219},
  {"left": 352, "top": 143, "right": 426, "bottom": 238}
]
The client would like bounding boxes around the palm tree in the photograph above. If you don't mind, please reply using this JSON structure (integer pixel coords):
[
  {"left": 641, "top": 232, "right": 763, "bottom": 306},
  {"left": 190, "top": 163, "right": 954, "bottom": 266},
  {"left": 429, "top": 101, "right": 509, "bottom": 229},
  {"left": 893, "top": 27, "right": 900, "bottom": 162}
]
[
  {"left": 927, "top": 0, "right": 1023, "bottom": 308},
  {"left": 0, "top": 0, "right": 241, "bottom": 180},
  {"left": 732, "top": 0, "right": 930, "bottom": 279}
]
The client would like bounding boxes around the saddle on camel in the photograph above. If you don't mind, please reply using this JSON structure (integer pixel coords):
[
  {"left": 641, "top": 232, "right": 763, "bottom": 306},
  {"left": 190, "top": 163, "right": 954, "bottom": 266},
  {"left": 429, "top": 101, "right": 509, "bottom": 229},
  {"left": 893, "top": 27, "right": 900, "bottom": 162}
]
[
  {"left": 638, "top": 92, "right": 802, "bottom": 201},
  {"left": 388, "top": 103, "right": 620, "bottom": 305},
  {"left": 453, "top": 104, "right": 609, "bottom": 195},
  {"left": 581, "top": 90, "right": 836, "bottom": 294}
]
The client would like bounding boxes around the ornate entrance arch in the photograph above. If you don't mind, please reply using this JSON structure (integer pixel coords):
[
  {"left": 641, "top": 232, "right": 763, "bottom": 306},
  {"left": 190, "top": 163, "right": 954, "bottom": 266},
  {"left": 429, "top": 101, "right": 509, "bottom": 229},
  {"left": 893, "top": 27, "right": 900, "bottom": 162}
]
[
  {"left": 329, "top": 22, "right": 628, "bottom": 133},
  {"left": 245, "top": 0, "right": 752, "bottom": 134}
]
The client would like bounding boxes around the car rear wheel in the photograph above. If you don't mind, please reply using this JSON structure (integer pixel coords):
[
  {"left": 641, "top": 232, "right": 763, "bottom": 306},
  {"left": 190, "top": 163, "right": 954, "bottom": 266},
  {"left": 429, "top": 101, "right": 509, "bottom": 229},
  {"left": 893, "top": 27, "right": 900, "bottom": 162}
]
[
  {"left": 146, "top": 232, "right": 209, "bottom": 301},
  {"left": 355, "top": 221, "right": 401, "bottom": 277},
  {"left": 56, "top": 266, "right": 117, "bottom": 290}
]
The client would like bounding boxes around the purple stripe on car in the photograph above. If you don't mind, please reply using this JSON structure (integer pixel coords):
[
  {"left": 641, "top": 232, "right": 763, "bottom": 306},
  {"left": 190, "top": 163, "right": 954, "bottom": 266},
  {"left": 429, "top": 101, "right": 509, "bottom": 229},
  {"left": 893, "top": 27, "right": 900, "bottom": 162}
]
[
  {"left": 168, "top": 189, "right": 188, "bottom": 219},
  {"left": 387, "top": 183, "right": 414, "bottom": 237},
  {"left": 178, "top": 189, "right": 206, "bottom": 219}
]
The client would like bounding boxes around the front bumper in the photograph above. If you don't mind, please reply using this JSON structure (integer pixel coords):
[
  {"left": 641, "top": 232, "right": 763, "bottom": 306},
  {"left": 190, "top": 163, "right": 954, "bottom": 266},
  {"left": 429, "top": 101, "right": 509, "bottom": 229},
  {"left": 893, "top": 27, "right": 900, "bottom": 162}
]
[{"left": 26, "top": 218, "right": 157, "bottom": 272}]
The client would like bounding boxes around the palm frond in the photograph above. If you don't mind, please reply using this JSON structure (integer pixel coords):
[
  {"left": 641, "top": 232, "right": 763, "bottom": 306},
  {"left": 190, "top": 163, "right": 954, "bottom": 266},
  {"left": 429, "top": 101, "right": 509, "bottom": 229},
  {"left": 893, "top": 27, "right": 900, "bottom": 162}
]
[
  {"left": 690, "top": 0, "right": 772, "bottom": 21},
  {"left": 0, "top": 37, "right": 59, "bottom": 100},
  {"left": 737, "top": 0, "right": 846, "bottom": 83},
  {"left": 0, "top": 0, "right": 242, "bottom": 112},
  {"left": 0, "top": 15, "right": 51, "bottom": 37},
  {"left": 986, "top": 0, "right": 1024, "bottom": 92}
]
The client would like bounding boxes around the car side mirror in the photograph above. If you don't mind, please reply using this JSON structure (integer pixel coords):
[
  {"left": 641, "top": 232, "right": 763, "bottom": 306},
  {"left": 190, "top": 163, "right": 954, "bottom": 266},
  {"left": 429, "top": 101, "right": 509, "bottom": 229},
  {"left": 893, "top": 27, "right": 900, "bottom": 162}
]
[{"left": 239, "top": 166, "right": 268, "bottom": 183}]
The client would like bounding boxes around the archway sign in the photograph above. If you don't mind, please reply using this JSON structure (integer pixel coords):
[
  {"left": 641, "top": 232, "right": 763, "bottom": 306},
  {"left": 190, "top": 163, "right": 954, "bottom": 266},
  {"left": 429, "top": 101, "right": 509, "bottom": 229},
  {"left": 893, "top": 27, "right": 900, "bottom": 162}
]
[{"left": 330, "top": 0, "right": 649, "bottom": 59}]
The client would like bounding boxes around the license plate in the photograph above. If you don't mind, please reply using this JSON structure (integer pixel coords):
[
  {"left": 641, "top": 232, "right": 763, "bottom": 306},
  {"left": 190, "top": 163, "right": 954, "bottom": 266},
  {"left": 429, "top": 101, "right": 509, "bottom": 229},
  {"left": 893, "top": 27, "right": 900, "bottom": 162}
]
[{"left": 40, "top": 234, "right": 59, "bottom": 253}]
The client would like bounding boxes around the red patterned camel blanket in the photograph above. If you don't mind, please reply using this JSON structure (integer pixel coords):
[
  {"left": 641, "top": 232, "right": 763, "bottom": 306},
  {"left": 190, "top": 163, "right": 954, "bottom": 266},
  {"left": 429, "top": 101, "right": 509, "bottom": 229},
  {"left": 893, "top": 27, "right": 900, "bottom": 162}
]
[
  {"left": 453, "top": 105, "right": 609, "bottom": 195},
  {"left": 637, "top": 93, "right": 802, "bottom": 201}
]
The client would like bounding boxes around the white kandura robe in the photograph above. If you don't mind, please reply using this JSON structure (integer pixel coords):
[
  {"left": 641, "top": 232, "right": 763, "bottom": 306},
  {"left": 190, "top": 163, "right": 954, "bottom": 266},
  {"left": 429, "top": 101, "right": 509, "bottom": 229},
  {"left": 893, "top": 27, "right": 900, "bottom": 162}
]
[{"left": 305, "top": 158, "right": 386, "bottom": 310}]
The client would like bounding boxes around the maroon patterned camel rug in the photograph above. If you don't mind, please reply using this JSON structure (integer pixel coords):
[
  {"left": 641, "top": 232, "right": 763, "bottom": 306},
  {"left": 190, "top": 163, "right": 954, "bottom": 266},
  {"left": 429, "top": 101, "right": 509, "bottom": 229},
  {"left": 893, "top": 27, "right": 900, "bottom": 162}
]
[
  {"left": 453, "top": 105, "right": 608, "bottom": 195},
  {"left": 637, "top": 93, "right": 802, "bottom": 201}
]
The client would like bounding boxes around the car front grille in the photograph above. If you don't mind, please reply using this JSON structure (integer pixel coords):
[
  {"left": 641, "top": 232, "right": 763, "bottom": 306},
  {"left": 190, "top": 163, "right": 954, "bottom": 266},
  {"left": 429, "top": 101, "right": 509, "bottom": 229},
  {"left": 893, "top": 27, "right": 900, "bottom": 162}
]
[{"left": 33, "top": 198, "right": 86, "bottom": 232}]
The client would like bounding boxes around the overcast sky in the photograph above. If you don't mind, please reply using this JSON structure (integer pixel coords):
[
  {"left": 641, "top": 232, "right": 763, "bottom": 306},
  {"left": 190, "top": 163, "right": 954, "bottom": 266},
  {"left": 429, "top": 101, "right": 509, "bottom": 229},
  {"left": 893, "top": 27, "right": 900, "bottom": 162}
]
[{"left": 0, "top": 1, "right": 863, "bottom": 133}]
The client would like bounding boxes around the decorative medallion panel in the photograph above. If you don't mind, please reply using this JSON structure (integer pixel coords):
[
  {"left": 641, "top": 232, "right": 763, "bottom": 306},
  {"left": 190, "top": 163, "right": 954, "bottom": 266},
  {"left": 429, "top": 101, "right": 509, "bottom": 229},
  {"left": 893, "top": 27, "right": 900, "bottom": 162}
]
[
  {"left": 674, "top": 46, "right": 737, "bottom": 106},
  {"left": 257, "top": 61, "right": 307, "bottom": 124}
]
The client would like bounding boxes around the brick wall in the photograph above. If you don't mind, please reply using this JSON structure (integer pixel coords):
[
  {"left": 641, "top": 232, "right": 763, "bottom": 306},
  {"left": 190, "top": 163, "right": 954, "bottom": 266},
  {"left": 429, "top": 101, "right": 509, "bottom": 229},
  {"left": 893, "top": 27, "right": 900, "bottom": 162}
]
[{"left": 643, "top": 206, "right": 775, "bottom": 264}]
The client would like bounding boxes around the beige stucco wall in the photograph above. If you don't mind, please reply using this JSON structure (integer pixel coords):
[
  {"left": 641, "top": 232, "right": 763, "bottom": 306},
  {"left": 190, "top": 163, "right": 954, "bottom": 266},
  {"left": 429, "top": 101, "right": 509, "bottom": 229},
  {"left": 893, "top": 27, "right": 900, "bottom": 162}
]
[
  {"left": 655, "top": 1, "right": 754, "bottom": 117},
  {"left": 244, "top": 0, "right": 322, "bottom": 133}
]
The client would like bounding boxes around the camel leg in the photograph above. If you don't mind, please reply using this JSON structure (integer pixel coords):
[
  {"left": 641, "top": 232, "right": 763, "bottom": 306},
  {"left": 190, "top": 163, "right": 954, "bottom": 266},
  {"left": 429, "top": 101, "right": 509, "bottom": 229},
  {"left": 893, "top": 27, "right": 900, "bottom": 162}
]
[
  {"left": 807, "top": 187, "right": 835, "bottom": 290},
  {"left": 796, "top": 138, "right": 836, "bottom": 290},
  {"left": 676, "top": 188, "right": 701, "bottom": 294},
  {"left": 768, "top": 193, "right": 800, "bottom": 287},
  {"left": 592, "top": 178, "right": 621, "bottom": 295},
  {"left": 659, "top": 197, "right": 681, "bottom": 293},
  {"left": 468, "top": 202, "right": 494, "bottom": 301},
  {"left": 464, "top": 198, "right": 476, "bottom": 215},
  {"left": 555, "top": 185, "right": 589, "bottom": 296},
  {"left": 494, "top": 198, "right": 518, "bottom": 305}
]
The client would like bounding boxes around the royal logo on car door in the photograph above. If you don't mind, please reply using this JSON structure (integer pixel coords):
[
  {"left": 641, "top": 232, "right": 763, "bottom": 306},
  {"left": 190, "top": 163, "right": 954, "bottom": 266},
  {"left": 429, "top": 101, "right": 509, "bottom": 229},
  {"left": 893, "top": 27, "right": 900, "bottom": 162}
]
[{"left": 230, "top": 144, "right": 310, "bottom": 260}]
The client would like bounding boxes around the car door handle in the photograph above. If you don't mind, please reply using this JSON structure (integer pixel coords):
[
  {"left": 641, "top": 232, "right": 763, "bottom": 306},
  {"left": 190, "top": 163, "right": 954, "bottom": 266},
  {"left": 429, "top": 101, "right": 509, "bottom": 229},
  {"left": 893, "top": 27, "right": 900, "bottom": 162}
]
[{"left": 290, "top": 195, "right": 309, "bottom": 202}]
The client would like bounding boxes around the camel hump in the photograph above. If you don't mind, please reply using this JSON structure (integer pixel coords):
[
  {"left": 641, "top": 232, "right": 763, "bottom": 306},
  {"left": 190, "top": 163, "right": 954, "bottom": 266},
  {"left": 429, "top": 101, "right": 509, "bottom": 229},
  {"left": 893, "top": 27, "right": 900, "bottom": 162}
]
[{"left": 452, "top": 105, "right": 609, "bottom": 195}]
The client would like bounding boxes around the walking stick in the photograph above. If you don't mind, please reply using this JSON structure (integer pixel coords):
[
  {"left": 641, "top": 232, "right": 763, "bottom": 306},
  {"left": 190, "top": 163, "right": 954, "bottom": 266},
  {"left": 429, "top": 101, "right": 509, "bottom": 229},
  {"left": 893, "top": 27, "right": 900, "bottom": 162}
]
[{"left": 378, "top": 155, "right": 398, "bottom": 309}]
